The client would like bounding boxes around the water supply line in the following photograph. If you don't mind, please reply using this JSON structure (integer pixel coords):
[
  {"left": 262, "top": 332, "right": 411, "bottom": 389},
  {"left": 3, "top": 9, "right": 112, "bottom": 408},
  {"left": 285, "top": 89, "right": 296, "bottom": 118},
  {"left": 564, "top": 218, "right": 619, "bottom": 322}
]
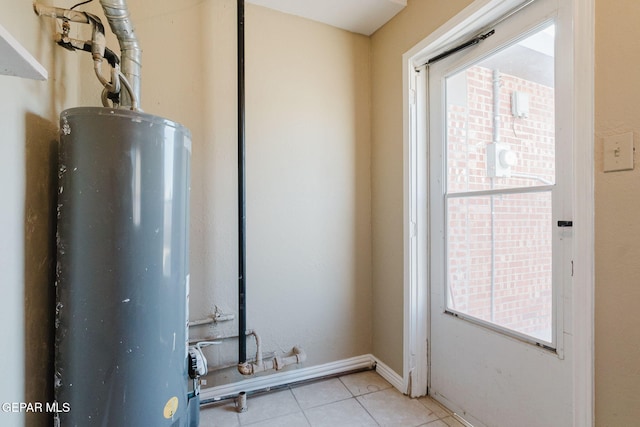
[
  {"left": 237, "top": 331, "right": 307, "bottom": 375},
  {"left": 33, "top": 0, "right": 140, "bottom": 110},
  {"left": 189, "top": 306, "right": 236, "bottom": 327},
  {"left": 189, "top": 333, "right": 276, "bottom": 372},
  {"left": 189, "top": 330, "right": 306, "bottom": 375},
  {"left": 33, "top": 4, "right": 90, "bottom": 23}
]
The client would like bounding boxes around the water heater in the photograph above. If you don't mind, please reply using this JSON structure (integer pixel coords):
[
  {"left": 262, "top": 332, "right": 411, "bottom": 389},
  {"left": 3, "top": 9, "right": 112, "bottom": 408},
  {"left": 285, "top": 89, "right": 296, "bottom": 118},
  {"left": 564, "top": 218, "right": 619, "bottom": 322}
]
[{"left": 55, "top": 107, "right": 198, "bottom": 426}]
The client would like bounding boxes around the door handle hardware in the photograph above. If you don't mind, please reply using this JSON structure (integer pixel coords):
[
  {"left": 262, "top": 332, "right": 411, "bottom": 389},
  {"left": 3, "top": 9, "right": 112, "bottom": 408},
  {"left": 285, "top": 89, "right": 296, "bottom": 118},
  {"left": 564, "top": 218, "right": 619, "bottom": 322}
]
[{"left": 557, "top": 220, "right": 573, "bottom": 227}]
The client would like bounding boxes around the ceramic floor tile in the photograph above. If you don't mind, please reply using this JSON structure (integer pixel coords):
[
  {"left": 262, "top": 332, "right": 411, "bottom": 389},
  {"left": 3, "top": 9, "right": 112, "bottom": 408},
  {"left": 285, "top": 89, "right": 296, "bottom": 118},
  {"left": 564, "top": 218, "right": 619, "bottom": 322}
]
[
  {"left": 441, "top": 416, "right": 467, "bottom": 427},
  {"left": 339, "top": 370, "right": 392, "bottom": 396},
  {"left": 304, "top": 398, "right": 377, "bottom": 427},
  {"left": 237, "top": 390, "right": 300, "bottom": 425},
  {"left": 357, "top": 388, "right": 439, "bottom": 427},
  {"left": 243, "top": 411, "right": 310, "bottom": 427},
  {"left": 291, "top": 378, "right": 352, "bottom": 409},
  {"left": 199, "top": 372, "right": 465, "bottom": 427},
  {"left": 417, "top": 397, "right": 451, "bottom": 419},
  {"left": 419, "top": 420, "right": 450, "bottom": 427},
  {"left": 200, "top": 401, "right": 240, "bottom": 427}
]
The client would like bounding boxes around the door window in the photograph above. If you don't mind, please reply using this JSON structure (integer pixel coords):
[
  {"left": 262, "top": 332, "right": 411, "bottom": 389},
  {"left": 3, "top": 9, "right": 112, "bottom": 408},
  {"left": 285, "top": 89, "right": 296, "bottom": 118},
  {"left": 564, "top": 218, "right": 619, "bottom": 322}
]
[{"left": 443, "top": 23, "right": 557, "bottom": 345}]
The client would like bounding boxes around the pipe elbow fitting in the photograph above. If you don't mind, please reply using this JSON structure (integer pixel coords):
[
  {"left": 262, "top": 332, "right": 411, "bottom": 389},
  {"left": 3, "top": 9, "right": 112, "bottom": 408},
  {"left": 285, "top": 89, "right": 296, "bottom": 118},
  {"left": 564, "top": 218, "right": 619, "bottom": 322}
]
[
  {"left": 33, "top": 2, "right": 43, "bottom": 16},
  {"left": 273, "top": 356, "right": 284, "bottom": 371},
  {"left": 292, "top": 346, "right": 307, "bottom": 363},
  {"left": 237, "top": 363, "right": 253, "bottom": 376}
]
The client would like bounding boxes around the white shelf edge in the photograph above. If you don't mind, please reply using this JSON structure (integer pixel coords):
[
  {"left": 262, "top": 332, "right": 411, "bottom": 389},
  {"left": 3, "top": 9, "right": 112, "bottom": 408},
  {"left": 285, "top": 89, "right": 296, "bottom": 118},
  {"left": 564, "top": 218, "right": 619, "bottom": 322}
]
[{"left": 0, "top": 23, "right": 48, "bottom": 81}]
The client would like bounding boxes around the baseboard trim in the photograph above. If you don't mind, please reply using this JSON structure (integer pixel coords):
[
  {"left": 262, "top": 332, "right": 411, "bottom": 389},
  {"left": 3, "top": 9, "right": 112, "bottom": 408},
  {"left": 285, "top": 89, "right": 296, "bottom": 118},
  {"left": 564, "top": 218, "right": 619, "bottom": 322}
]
[
  {"left": 199, "top": 354, "right": 377, "bottom": 402},
  {"left": 373, "top": 357, "right": 405, "bottom": 393}
]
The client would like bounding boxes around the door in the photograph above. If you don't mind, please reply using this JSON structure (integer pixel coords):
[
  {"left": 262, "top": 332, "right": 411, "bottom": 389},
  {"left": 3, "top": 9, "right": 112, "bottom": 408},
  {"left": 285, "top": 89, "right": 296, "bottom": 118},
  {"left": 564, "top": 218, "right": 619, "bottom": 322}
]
[{"left": 428, "top": 0, "right": 574, "bottom": 425}]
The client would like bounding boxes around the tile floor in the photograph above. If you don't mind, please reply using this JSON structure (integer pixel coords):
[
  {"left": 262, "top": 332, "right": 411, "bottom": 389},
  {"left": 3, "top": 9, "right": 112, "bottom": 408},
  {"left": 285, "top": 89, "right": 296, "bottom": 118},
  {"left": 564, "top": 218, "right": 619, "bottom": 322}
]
[{"left": 200, "top": 370, "right": 466, "bottom": 427}]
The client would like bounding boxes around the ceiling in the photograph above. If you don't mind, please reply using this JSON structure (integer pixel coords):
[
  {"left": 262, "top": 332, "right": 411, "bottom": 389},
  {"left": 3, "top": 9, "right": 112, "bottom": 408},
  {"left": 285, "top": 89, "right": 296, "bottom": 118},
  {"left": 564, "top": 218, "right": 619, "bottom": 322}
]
[{"left": 245, "top": 0, "right": 407, "bottom": 36}]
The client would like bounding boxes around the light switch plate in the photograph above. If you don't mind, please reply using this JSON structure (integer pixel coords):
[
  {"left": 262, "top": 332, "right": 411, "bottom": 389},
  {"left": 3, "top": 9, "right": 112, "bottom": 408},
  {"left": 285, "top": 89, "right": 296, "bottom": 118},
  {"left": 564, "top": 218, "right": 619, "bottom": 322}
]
[{"left": 603, "top": 132, "right": 634, "bottom": 172}]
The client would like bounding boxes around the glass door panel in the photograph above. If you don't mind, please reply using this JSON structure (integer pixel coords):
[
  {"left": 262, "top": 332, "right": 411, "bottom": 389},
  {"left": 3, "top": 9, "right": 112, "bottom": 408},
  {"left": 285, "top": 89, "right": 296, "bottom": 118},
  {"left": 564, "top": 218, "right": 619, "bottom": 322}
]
[
  {"left": 446, "top": 24, "right": 556, "bottom": 194},
  {"left": 446, "top": 191, "right": 553, "bottom": 342},
  {"left": 443, "top": 23, "right": 556, "bottom": 345}
]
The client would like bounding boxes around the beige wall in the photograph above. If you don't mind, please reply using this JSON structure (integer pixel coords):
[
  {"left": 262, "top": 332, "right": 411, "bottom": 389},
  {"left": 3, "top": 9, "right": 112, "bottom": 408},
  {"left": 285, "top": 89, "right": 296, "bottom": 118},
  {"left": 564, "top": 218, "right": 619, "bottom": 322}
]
[
  {"left": 595, "top": 0, "right": 640, "bottom": 424},
  {"left": 370, "top": 0, "right": 473, "bottom": 375},
  {"left": 2, "top": 2, "right": 372, "bottom": 423},
  {"left": 244, "top": 5, "right": 372, "bottom": 367},
  {"left": 11, "top": 0, "right": 640, "bottom": 423},
  {"left": 372, "top": 0, "right": 640, "bottom": 423},
  {"left": 3, "top": 0, "right": 371, "bottom": 417},
  {"left": 79, "top": 0, "right": 373, "bottom": 377},
  {"left": 0, "top": 2, "right": 80, "bottom": 426}
]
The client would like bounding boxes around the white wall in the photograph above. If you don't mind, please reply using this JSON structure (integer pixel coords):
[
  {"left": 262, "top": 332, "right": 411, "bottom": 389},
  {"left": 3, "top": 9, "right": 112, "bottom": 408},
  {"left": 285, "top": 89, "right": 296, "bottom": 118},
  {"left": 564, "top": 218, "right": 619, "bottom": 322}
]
[
  {"left": 0, "top": 1, "right": 80, "bottom": 426},
  {"left": 77, "top": 0, "right": 373, "bottom": 382}
]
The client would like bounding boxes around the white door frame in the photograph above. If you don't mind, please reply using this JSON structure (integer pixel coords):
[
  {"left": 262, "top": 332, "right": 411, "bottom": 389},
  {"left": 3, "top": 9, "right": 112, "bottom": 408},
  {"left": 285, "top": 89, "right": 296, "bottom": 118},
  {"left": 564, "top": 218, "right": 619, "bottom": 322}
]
[{"left": 401, "top": 0, "right": 594, "bottom": 424}]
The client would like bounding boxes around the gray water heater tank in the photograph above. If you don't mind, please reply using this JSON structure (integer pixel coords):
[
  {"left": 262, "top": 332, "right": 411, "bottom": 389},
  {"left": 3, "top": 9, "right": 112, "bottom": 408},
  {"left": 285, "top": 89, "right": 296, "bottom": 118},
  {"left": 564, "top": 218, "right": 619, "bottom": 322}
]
[{"left": 56, "top": 107, "right": 196, "bottom": 426}]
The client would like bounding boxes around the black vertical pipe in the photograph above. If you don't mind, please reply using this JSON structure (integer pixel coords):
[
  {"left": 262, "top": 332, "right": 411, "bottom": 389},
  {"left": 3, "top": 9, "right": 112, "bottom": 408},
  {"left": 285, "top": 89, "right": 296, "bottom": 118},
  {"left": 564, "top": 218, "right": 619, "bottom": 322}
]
[{"left": 237, "top": 0, "right": 247, "bottom": 365}]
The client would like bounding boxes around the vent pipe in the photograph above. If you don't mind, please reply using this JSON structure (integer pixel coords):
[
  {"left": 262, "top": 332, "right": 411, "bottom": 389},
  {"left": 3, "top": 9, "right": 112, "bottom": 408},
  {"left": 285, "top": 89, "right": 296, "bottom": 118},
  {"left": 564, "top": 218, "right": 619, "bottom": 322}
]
[{"left": 98, "top": 0, "right": 141, "bottom": 108}]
